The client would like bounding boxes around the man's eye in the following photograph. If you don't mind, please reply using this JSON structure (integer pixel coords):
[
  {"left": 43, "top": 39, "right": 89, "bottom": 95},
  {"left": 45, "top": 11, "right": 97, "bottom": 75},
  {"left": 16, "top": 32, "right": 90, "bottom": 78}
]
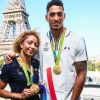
[
  {"left": 49, "top": 13, "right": 55, "bottom": 17},
  {"left": 57, "top": 12, "right": 63, "bottom": 17},
  {"left": 49, "top": 12, "right": 63, "bottom": 17}
]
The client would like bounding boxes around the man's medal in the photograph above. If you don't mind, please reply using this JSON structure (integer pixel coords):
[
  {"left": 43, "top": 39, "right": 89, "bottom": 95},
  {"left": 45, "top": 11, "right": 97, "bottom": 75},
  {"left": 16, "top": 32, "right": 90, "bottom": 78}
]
[
  {"left": 53, "top": 65, "right": 62, "bottom": 75},
  {"left": 49, "top": 30, "right": 65, "bottom": 75}
]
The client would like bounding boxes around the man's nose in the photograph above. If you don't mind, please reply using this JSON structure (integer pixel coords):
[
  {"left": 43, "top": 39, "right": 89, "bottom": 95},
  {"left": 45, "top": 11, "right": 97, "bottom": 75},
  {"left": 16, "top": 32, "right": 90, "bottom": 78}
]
[{"left": 54, "top": 14, "right": 59, "bottom": 20}]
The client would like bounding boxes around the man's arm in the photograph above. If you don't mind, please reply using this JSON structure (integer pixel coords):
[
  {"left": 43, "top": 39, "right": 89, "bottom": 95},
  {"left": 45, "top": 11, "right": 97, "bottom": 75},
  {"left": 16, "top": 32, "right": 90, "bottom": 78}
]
[
  {"left": 4, "top": 52, "right": 16, "bottom": 64},
  {"left": 71, "top": 61, "right": 87, "bottom": 100}
]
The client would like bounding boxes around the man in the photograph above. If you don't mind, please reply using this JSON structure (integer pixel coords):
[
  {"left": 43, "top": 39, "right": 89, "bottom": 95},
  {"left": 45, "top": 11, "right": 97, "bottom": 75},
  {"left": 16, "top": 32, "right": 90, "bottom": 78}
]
[
  {"left": 5, "top": 0, "right": 88, "bottom": 100},
  {"left": 39, "top": 0, "right": 87, "bottom": 100}
]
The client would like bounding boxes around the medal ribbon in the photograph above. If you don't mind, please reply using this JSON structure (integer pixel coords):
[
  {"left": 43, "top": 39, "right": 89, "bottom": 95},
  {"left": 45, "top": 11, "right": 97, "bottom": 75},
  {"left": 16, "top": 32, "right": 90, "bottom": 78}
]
[
  {"left": 17, "top": 57, "right": 34, "bottom": 86},
  {"left": 47, "top": 67, "right": 57, "bottom": 100},
  {"left": 49, "top": 31, "right": 65, "bottom": 67},
  {"left": 47, "top": 31, "right": 65, "bottom": 99},
  {"left": 39, "top": 84, "right": 47, "bottom": 100}
]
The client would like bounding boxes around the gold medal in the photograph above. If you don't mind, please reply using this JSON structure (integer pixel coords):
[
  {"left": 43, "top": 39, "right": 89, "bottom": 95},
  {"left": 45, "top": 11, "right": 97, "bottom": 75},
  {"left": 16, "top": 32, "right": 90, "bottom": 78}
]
[
  {"left": 30, "top": 84, "right": 40, "bottom": 94},
  {"left": 53, "top": 66, "right": 62, "bottom": 75}
]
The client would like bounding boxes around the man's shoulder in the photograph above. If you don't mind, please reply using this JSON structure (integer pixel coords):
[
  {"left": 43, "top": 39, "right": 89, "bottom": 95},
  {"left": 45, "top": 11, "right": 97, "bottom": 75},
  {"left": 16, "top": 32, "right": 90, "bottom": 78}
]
[
  {"left": 66, "top": 29, "right": 84, "bottom": 42},
  {"left": 64, "top": 29, "right": 86, "bottom": 49},
  {"left": 40, "top": 32, "right": 49, "bottom": 45}
]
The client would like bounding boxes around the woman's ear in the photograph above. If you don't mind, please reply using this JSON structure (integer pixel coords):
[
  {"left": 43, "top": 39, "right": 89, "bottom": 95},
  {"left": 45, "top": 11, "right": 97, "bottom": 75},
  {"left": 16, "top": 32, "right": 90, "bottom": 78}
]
[{"left": 20, "top": 43, "right": 23, "bottom": 49}]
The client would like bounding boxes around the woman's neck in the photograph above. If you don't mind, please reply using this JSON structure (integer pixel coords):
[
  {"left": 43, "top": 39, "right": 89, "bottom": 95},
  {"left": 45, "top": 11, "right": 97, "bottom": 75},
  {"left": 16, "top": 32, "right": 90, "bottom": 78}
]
[{"left": 20, "top": 51, "right": 31, "bottom": 69}]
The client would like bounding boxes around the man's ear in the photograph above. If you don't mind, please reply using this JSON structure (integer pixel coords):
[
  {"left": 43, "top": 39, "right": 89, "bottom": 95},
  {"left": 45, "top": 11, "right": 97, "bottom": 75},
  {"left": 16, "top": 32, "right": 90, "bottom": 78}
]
[
  {"left": 64, "top": 13, "right": 66, "bottom": 19},
  {"left": 45, "top": 14, "right": 48, "bottom": 22}
]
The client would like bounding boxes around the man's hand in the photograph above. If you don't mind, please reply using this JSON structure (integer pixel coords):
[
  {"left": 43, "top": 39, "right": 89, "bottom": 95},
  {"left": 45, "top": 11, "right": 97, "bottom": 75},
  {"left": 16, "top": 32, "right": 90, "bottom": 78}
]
[{"left": 4, "top": 52, "right": 16, "bottom": 64}]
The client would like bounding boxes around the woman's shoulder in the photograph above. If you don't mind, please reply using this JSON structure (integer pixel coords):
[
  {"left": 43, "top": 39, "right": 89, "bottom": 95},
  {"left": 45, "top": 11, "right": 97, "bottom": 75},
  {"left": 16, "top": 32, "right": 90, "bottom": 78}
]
[{"left": 3, "top": 58, "right": 18, "bottom": 69}]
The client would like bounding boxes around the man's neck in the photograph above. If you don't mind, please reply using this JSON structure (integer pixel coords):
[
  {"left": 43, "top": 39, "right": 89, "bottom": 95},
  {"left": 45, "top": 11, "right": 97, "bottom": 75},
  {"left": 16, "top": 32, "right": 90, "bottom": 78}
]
[{"left": 50, "top": 27, "right": 65, "bottom": 41}]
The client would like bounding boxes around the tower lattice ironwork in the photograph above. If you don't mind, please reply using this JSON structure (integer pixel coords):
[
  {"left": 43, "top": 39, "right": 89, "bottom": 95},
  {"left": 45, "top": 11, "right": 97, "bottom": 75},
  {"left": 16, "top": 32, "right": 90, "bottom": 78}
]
[{"left": 0, "top": 0, "right": 30, "bottom": 56}]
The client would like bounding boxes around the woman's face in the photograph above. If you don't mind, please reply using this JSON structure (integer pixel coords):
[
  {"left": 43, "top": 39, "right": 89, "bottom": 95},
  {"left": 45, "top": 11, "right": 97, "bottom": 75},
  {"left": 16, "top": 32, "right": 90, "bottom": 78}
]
[{"left": 20, "top": 35, "right": 39, "bottom": 57}]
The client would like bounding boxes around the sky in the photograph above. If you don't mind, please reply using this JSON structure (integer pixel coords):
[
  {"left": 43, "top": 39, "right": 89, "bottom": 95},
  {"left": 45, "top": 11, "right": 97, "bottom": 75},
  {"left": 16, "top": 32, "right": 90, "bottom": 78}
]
[{"left": 0, "top": 0, "right": 100, "bottom": 57}]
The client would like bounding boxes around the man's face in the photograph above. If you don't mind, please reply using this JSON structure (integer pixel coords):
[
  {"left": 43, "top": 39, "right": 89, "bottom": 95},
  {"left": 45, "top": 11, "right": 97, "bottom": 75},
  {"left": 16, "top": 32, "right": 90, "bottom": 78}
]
[{"left": 46, "top": 5, "right": 65, "bottom": 30}]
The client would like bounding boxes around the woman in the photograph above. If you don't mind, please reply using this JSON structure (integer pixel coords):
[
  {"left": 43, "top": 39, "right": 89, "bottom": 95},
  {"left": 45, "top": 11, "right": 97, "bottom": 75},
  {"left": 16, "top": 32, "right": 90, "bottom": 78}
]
[{"left": 0, "top": 30, "right": 41, "bottom": 100}]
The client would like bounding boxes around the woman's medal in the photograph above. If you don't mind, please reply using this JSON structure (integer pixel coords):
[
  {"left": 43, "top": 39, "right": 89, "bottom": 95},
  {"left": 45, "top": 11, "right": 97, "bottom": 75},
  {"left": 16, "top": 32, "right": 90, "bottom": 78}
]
[
  {"left": 30, "top": 84, "right": 40, "bottom": 94},
  {"left": 17, "top": 57, "right": 40, "bottom": 94}
]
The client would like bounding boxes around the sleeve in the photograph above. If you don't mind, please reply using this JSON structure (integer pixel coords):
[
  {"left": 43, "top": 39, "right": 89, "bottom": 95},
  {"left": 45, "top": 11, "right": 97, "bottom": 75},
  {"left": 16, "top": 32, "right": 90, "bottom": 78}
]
[
  {"left": 75, "top": 37, "right": 88, "bottom": 62},
  {"left": 0, "top": 64, "right": 11, "bottom": 83}
]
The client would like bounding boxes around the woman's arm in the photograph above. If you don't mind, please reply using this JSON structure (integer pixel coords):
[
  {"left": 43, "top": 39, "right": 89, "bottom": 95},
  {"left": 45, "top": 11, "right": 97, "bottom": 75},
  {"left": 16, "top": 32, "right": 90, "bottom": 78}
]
[
  {"left": 0, "top": 81, "right": 24, "bottom": 99},
  {"left": 0, "top": 81, "right": 32, "bottom": 99}
]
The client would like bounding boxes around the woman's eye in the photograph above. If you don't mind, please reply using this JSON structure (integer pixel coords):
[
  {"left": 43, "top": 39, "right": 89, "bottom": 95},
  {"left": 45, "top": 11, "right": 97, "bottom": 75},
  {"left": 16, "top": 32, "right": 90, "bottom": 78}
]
[{"left": 28, "top": 41, "right": 32, "bottom": 45}]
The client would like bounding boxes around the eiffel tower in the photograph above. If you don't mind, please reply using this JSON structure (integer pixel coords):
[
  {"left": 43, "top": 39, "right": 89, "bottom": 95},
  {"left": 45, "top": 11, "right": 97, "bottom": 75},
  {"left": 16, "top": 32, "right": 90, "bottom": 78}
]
[{"left": 0, "top": 0, "right": 30, "bottom": 57}]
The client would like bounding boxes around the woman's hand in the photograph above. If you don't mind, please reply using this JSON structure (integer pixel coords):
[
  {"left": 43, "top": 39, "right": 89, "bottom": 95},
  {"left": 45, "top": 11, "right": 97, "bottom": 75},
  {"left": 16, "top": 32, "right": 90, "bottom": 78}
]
[{"left": 21, "top": 88, "right": 33, "bottom": 99}]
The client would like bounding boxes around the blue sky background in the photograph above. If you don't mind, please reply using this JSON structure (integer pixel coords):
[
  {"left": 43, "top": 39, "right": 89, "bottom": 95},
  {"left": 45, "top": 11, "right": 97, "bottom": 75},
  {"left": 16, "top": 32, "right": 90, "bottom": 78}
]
[{"left": 0, "top": 0, "right": 100, "bottom": 57}]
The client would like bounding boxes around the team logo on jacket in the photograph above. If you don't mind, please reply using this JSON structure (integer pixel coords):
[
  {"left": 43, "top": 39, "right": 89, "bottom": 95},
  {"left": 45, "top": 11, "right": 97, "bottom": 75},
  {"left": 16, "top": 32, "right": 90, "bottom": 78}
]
[
  {"left": 43, "top": 42, "right": 49, "bottom": 51},
  {"left": 17, "top": 69, "right": 23, "bottom": 75}
]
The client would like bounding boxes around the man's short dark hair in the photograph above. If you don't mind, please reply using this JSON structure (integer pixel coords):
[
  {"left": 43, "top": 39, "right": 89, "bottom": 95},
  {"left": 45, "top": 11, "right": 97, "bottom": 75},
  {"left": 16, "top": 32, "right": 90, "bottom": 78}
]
[{"left": 46, "top": 0, "right": 64, "bottom": 13}]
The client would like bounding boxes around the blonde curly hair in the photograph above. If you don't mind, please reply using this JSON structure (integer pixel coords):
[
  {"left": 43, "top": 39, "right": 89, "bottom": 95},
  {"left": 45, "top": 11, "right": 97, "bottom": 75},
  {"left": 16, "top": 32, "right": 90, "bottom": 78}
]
[{"left": 13, "top": 30, "right": 40, "bottom": 54}]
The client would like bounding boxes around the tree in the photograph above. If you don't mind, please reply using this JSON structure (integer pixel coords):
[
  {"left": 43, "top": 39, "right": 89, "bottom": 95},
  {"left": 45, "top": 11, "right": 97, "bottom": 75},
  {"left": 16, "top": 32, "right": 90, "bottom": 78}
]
[
  {"left": 0, "top": 58, "right": 4, "bottom": 69},
  {"left": 87, "top": 60, "right": 95, "bottom": 71},
  {"left": 95, "top": 62, "right": 100, "bottom": 71}
]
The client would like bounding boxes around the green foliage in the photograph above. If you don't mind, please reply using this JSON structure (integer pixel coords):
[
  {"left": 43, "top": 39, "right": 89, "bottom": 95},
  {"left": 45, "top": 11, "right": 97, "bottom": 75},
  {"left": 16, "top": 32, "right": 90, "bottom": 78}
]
[
  {"left": 95, "top": 62, "right": 100, "bottom": 71},
  {"left": 0, "top": 58, "right": 4, "bottom": 69},
  {"left": 87, "top": 60, "right": 100, "bottom": 71},
  {"left": 87, "top": 60, "right": 95, "bottom": 71}
]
